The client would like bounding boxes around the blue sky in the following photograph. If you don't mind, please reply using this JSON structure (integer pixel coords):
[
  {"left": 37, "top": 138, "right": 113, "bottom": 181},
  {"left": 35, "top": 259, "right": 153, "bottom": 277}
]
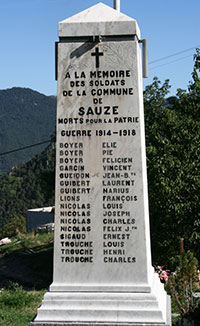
[{"left": 0, "top": 0, "right": 199, "bottom": 96}]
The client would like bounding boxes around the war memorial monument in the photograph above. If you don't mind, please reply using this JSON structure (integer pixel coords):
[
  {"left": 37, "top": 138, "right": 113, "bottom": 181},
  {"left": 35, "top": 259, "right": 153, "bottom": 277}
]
[{"left": 31, "top": 2, "right": 171, "bottom": 325}]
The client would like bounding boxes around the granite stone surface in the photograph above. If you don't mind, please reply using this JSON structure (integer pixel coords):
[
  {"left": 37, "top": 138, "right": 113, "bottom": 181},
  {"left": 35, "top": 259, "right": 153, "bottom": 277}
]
[{"left": 59, "top": 3, "right": 140, "bottom": 38}]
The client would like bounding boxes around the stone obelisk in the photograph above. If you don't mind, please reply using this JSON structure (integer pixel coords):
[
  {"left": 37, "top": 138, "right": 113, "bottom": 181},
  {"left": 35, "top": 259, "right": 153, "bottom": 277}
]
[{"left": 31, "top": 3, "right": 171, "bottom": 325}]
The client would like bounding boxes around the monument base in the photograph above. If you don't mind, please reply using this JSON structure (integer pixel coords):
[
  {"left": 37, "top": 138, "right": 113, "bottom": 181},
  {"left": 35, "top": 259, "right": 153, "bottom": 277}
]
[
  {"left": 31, "top": 324, "right": 170, "bottom": 326},
  {"left": 30, "top": 270, "right": 171, "bottom": 326}
]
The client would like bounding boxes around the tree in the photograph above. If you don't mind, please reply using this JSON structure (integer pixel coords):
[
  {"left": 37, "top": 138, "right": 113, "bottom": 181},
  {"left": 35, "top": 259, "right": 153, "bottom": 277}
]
[
  {"left": 0, "top": 214, "right": 26, "bottom": 238},
  {"left": 167, "top": 251, "right": 200, "bottom": 324},
  {"left": 144, "top": 50, "right": 200, "bottom": 267},
  {"left": 0, "top": 142, "right": 55, "bottom": 234}
]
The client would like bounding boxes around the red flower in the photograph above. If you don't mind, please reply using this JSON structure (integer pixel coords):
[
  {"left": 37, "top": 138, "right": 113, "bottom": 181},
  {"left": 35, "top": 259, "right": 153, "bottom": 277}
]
[{"left": 157, "top": 265, "right": 164, "bottom": 270}]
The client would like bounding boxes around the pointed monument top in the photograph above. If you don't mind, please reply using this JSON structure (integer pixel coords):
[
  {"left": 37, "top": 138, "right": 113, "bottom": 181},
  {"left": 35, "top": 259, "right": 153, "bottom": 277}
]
[{"left": 59, "top": 2, "right": 140, "bottom": 38}]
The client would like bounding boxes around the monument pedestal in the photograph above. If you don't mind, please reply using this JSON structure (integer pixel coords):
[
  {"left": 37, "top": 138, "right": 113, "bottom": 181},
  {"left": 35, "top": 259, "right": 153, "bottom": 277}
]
[
  {"left": 31, "top": 269, "right": 171, "bottom": 326},
  {"left": 31, "top": 3, "right": 171, "bottom": 326}
]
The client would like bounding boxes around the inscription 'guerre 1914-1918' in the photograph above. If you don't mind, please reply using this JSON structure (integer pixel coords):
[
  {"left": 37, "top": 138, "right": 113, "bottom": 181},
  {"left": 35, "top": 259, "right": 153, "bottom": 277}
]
[{"left": 31, "top": 3, "right": 171, "bottom": 326}]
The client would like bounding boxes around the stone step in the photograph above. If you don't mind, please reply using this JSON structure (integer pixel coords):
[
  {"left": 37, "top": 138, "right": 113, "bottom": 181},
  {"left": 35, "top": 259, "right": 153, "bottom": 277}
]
[
  {"left": 36, "top": 308, "right": 164, "bottom": 323},
  {"left": 40, "top": 299, "right": 160, "bottom": 309}
]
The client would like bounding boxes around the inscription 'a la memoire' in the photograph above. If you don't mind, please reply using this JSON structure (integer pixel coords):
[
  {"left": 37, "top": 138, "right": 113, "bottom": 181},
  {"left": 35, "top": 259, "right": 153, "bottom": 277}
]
[
  {"left": 65, "top": 70, "right": 131, "bottom": 79},
  {"left": 63, "top": 69, "right": 134, "bottom": 106}
]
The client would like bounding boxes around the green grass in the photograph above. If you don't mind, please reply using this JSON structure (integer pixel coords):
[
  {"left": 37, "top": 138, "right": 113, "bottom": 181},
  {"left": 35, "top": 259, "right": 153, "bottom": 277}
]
[
  {"left": 0, "top": 233, "right": 53, "bottom": 325},
  {"left": 0, "top": 232, "right": 53, "bottom": 289},
  {"left": 0, "top": 285, "right": 45, "bottom": 326}
]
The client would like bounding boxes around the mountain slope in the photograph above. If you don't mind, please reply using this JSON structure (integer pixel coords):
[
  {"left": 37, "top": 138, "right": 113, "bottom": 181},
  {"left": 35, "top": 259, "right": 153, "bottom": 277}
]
[{"left": 0, "top": 87, "right": 56, "bottom": 172}]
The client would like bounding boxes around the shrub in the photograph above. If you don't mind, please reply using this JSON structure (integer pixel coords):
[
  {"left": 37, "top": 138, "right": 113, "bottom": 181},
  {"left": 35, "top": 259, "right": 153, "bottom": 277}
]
[
  {"left": 0, "top": 214, "right": 26, "bottom": 238},
  {"left": 167, "top": 251, "right": 200, "bottom": 324}
]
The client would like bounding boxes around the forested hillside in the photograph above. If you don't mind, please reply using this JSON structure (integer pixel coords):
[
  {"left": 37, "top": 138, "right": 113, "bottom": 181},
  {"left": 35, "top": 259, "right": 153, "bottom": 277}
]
[
  {"left": 0, "top": 140, "right": 55, "bottom": 233},
  {"left": 0, "top": 87, "right": 56, "bottom": 172}
]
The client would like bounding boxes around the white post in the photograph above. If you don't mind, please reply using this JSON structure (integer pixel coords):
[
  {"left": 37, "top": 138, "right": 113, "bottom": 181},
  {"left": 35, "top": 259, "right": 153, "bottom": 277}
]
[
  {"left": 142, "top": 39, "right": 148, "bottom": 78},
  {"left": 113, "top": 0, "right": 120, "bottom": 12}
]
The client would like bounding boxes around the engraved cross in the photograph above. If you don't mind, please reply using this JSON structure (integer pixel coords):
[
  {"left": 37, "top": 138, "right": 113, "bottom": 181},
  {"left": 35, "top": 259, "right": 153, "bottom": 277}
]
[{"left": 91, "top": 47, "right": 104, "bottom": 68}]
